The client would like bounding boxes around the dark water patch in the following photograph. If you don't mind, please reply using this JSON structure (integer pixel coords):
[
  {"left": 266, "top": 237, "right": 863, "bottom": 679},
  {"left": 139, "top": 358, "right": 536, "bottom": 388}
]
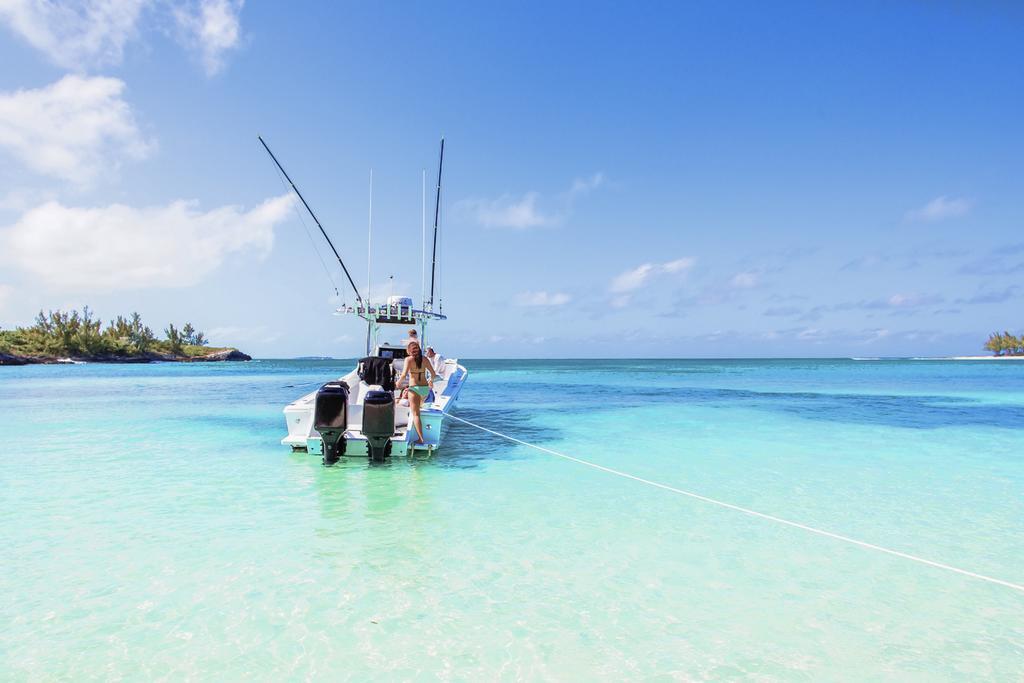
[
  {"left": 474, "top": 379, "right": 1024, "bottom": 431},
  {"left": 426, "top": 407, "right": 561, "bottom": 469},
  {"left": 754, "top": 391, "right": 1024, "bottom": 430}
]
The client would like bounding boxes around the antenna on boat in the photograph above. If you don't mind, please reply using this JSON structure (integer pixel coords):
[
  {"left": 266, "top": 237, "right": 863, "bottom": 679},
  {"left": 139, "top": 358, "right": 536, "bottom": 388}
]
[
  {"left": 428, "top": 137, "right": 444, "bottom": 311},
  {"left": 366, "top": 168, "right": 373, "bottom": 305},
  {"left": 258, "top": 135, "right": 364, "bottom": 305},
  {"left": 421, "top": 169, "right": 426, "bottom": 312},
  {"left": 438, "top": 188, "right": 444, "bottom": 314},
  {"left": 366, "top": 169, "right": 374, "bottom": 356}
]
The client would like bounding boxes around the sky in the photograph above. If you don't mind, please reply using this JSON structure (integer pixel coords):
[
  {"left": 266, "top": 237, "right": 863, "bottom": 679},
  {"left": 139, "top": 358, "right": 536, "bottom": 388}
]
[{"left": 0, "top": 1, "right": 1021, "bottom": 358}]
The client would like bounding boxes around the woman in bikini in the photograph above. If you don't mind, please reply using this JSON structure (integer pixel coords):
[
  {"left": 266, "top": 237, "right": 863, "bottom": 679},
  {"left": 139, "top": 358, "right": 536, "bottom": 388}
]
[{"left": 395, "top": 340, "right": 437, "bottom": 444}]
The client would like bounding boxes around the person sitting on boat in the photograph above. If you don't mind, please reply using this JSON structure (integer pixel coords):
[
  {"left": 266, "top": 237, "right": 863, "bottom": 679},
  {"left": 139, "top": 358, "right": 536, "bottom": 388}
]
[
  {"left": 426, "top": 346, "right": 446, "bottom": 377},
  {"left": 394, "top": 340, "right": 436, "bottom": 445},
  {"left": 401, "top": 328, "right": 418, "bottom": 346}
]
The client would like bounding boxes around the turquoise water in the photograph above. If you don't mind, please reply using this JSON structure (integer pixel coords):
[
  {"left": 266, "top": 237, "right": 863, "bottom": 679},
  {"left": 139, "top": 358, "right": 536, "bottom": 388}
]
[{"left": 2, "top": 359, "right": 1023, "bottom": 680}]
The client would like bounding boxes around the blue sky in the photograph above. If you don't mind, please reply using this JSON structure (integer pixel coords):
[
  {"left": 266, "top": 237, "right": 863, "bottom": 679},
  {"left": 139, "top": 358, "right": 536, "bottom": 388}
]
[{"left": 0, "top": 1, "right": 1021, "bottom": 358}]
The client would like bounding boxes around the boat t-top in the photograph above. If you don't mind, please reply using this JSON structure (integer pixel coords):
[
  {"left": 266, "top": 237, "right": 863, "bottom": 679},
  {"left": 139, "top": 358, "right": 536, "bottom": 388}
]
[{"left": 260, "top": 136, "right": 467, "bottom": 463}]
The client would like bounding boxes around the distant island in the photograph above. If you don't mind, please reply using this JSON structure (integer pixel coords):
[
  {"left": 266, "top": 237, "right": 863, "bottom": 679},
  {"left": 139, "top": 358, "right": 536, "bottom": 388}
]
[
  {"left": 0, "top": 308, "right": 251, "bottom": 365},
  {"left": 983, "top": 331, "right": 1024, "bottom": 357}
]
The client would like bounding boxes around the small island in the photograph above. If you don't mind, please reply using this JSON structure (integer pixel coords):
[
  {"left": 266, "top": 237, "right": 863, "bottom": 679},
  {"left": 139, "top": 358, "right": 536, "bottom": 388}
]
[
  {"left": 0, "top": 308, "right": 251, "bottom": 365},
  {"left": 982, "top": 331, "right": 1024, "bottom": 357}
]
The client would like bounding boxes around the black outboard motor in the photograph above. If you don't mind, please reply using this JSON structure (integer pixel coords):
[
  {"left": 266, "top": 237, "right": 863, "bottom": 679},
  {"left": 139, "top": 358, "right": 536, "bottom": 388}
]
[
  {"left": 314, "top": 382, "right": 349, "bottom": 466},
  {"left": 361, "top": 389, "right": 395, "bottom": 462}
]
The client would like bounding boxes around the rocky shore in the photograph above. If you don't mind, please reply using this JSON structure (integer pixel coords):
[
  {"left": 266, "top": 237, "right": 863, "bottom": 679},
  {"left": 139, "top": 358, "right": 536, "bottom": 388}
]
[{"left": 0, "top": 348, "right": 252, "bottom": 365}]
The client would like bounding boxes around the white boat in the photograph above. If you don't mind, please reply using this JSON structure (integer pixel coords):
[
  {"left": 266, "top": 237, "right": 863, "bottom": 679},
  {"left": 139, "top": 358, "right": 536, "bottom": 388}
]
[
  {"left": 260, "top": 136, "right": 465, "bottom": 462},
  {"left": 281, "top": 296, "right": 467, "bottom": 461}
]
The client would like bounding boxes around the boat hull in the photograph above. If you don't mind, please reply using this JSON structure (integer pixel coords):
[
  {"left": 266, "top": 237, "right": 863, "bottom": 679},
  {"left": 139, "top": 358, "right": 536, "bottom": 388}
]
[{"left": 282, "top": 361, "right": 467, "bottom": 457}]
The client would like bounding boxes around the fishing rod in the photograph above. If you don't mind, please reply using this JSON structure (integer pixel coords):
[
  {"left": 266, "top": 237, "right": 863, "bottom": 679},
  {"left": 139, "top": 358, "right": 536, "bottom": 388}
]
[
  {"left": 428, "top": 137, "right": 444, "bottom": 310},
  {"left": 258, "top": 135, "right": 364, "bottom": 304}
]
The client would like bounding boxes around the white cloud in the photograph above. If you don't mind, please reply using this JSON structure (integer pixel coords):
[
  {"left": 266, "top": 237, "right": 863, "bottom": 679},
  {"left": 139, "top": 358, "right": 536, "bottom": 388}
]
[
  {"left": 515, "top": 290, "right": 571, "bottom": 307},
  {"left": 0, "top": 284, "right": 13, "bottom": 312},
  {"left": 172, "top": 0, "right": 244, "bottom": 76},
  {"left": 456, "top": 192, "right": 554, "bottom": 229},
  {"left": 0, "top": 75, "right": 153, "bottom": 185},
  {"left": 882, "top": 293, "right": 943, "bottom": 308},
  {"left": 797, "top": 327, "right": 826, "bottom": 341},
  {"left": 863, "top": 328, "right": 890, "bottom": 344},
  {"left": 0, "top": 0, "right": 146, "bottom": 69},
  {"left": 609, "top": 257, "right": 695, "bottom": 293},
  {"left": 456, "top": 172, "right": 604, "bottom": 229},
  {"left": 906, "top": 196, "right": 971, "bottom": 222},
  {"left": 610, "top": 264, "right": 656, "bottom": 293},
  {"left": 0, "top": 0, "right": 244, "bottom": 75},
  {"left": 568, "top": 172, "right": 604, "bottom": 196},
  {"left": 0, "top": 187, "right": 57, "bottom": 211},
  {"left": 662, "top": 257, "right": 696, "bottom": 273},
  {"left": 729, "top": 271, "right": 759, "bottom": 288},
  {"left": 1, "top": 194, "right": 291, "bottom": 291}
]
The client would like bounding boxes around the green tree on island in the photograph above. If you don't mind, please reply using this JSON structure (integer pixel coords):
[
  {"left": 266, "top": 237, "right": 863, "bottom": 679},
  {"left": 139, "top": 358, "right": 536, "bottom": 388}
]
[
  {"left": 180, "top": 322, "right": 208, "bottom": 346},
  {"left": 164, "top": 323, "right": 184, "bottom": 355},
  {"left": 984, "top": 331, "right": 1024, "bottom": 356},
  {"left": 1, "top": 309, "right": 227, "bottom": 362}
]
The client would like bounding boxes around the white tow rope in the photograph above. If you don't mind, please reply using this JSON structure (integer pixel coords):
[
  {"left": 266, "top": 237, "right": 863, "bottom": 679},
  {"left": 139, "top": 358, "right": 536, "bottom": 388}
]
[{"left": 446, "top": 414, "right": 1024, "bottom": 595}]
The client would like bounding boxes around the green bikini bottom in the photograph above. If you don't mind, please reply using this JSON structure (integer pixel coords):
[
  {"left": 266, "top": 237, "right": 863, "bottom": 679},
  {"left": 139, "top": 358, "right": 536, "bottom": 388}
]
[{"left": 409, "top": 386, "right": 431, "bottom": 398}]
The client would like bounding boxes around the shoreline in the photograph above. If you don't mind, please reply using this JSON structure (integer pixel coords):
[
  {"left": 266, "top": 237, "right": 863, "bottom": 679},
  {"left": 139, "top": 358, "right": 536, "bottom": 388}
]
[
  {"left": 0, "top": 348, "right": 252, "bottom": 366},
  {"left": 945, "top": 355, "right": 1024, "bottom": 361}
]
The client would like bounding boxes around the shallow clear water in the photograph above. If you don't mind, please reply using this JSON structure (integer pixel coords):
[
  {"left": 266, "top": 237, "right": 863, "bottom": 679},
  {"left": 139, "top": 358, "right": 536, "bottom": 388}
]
[{"left": 1, "top": 359, "right": 1022, "bottom": 680}]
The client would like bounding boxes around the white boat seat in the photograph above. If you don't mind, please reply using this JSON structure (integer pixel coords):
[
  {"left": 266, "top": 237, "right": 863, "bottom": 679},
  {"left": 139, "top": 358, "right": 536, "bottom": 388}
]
[
  {"left": 346, "top": 381, "right": 376, "bottom": 430},
  {"left": 347, "top": 405, "right": 362, "bottom": 430},
  {"left": 356, "top": 382, "right": 381, "bottom": 401},
  {"left": 394, "top": 404, "right": 410, "bottom": 428},
  {"left": 346, "top": 381, "right": 408, "bottom": 431}
]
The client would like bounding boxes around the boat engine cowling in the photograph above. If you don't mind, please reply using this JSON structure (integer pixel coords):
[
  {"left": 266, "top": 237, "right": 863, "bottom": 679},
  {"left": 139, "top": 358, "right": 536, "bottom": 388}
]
[
  {"left": 314, "top": 382, "right": 349, "bottom": 465},
  {"left": 361, "top": 389, "right": 394, "bottom": 462}
]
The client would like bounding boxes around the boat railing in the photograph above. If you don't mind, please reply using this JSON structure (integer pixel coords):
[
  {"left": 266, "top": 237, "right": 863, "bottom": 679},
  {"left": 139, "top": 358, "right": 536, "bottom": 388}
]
[{"left": 334, "top": 305, "right": 447, "bottom": 325}]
